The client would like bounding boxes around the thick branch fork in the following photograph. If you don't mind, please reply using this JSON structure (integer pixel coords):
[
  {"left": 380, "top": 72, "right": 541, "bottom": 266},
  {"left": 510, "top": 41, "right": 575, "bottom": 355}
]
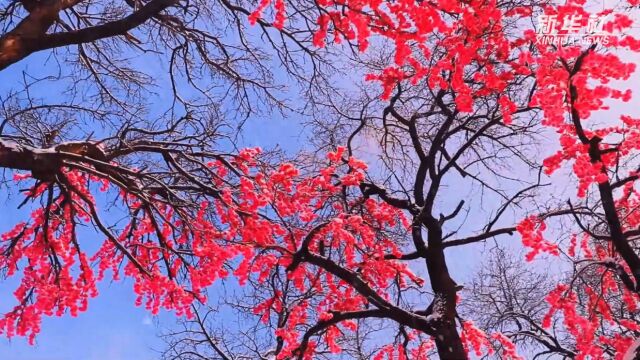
[
  {"left": 0, "top": 0, "right": 177, "bottom": 70},
  {"left": 0, "top": 139, "right": 110, "bottom": 180}
]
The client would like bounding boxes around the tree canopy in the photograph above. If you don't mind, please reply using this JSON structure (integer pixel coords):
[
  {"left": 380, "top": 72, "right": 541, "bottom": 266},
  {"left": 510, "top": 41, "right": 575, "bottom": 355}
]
[{"left": 1, "top": 0, "right": 640, "bottom": 359}]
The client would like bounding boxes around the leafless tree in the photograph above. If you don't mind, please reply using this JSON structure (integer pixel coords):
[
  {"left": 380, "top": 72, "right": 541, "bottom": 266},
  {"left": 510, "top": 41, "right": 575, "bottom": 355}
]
[{"left": 462, "top": 247, "right": 577, "bottom": 359}]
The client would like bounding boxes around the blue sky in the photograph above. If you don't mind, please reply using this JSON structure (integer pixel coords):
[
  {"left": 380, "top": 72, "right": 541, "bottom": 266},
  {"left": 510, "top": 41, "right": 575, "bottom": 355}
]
[
  {"left": 0, "top": 50, "right": 159, "bottom": 359},
  {"left": 0, "top": 29, "right": 555, "bottom": 360},
  {"left": 0, "top": 45, "right": 494, "bottom": 358},
  {"left": 0, "top": 27, "right": 531, "bottom": 360},
  {"left": 0, "top": 121, "right": 303, "bottom": 360}
]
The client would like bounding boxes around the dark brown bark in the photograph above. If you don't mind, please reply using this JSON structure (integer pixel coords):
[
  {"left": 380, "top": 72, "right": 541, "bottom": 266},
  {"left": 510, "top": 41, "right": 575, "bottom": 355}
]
[
  {"left": 589, "top": 137, "right": 640, "bottom": 288},
  {"left": 0, "top": 1, "right": 62, "bottom": 70},
  {"left": 0, "top": 139, "right": 111, "bottom": 181},
  {"left": 0, "top": 0, "right": 176, "bottom": 70},
  {"left": 0, "top": 139, "right": 62, "bottom": 180},
  {"left": 422, "top": 216, "right": 467, "bottom": 360},
  {"left": 566, "top": 50, "right": 640, "bottom": 291}
]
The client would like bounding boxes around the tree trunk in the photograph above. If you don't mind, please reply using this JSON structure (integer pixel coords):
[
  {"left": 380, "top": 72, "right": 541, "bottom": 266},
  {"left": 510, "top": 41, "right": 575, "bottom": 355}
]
[
  {"left": 422, "top": 217, "right": 467, "bottom": 360},
  {"left": 0, "top": 1, "right": 61, "bottom": 70}
]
